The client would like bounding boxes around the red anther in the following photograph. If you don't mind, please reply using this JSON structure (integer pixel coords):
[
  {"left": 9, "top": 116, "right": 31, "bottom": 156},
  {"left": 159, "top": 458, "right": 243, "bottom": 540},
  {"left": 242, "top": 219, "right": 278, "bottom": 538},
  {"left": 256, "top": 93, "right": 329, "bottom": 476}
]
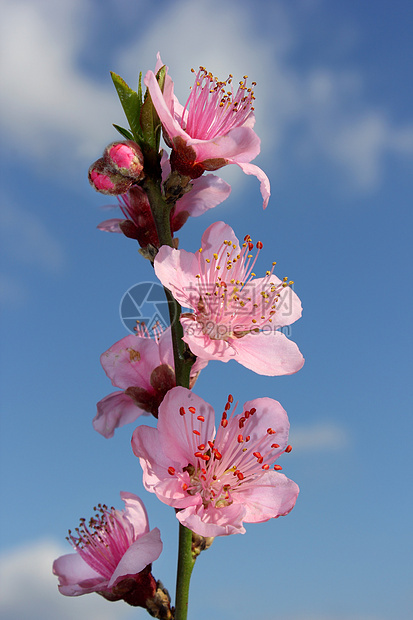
[
  {"left": 193, "top": 430, "right": 201, "bottom": 436},
  {"left": 189, "top": 406, "right": 196, "bottom": 414},
  {"left": 250, "top": 408, "right": 256, "bottom": 414},
  {"left": 248, "top": 242, "right": 254, "bottom": 251},
  {"left": 222, "top": 411, "right": 227, "bottom": 420},
  {"left": 198, "top": 444, "right": 206, "bottom": 451},
  {"left": 212, "top": 475, "right": 217, "bottom": 480},
  {"left": 273, "top": 464, "right": 283, "bottom": 471},
  {"left": 256, "top": 241, "right": 263, "bottom": 249},
  {"left": 221, "top": 419, "right": 228, "bottom": 428},
  {"left": 236, "top": 471, "right": 244, "bottom": 480},
  {"left": 262, "top": 463, "right": 270, "bottom": 470},
  {"left": 201, "top": 475, "right": 206, "bottom": 481},
  {"left": 267, "top": 428, "right": 276, "bottom": 435},
  {"left": 228, "top": 394, "right": 234, "bottom": 403},
  {"left": 245, "top": 435, "right": 250, "bottom": 442},
  {"left": 285, "top": 445, "right": 292, "bottom": 453},
  {"left": 271, "top": 443, "right": 280, "bottom": 449},
  {"left": 208, "top": 440, "right": 215, "bottom": 449},
  {"left": 239, "top": 417, "right": 245, "bottom": 428},
  {"left": 225, "top": 402, "right": 231, "bottom": 411},
  {"left": 200, "top": 454, "right": 210, "bottom": 461},
  {"left": 257, "top": 456, "right": 263, "bottom": 464},
  {"left": 237, "top": 434, "right": 244, "bottom": 443},
  {"left": 244, "top": 234, "right": 251, "bottom": 242},
  {"left": 168, "top": 467, "right": 175, "bottom": 476},
  {"left": 214, "top": 450, "right": 222, "bottom": 460},
  {"left": 179, "top": 407, "right": 186, "bottom": 416},
  {"left": 253, "top": 451, "right": 262, "bottom": 459},
  {"left": 201, "top": 468, "right": 207, "bottom": 474},
  {"left": 197, "top": 415, "right": 205, "bottom": 422},
  {"left": 194, "top": 452, "right": 203, "bottom": 458},
  {"left": 182, "top": 483, "right": 188, "bottom": 491}
]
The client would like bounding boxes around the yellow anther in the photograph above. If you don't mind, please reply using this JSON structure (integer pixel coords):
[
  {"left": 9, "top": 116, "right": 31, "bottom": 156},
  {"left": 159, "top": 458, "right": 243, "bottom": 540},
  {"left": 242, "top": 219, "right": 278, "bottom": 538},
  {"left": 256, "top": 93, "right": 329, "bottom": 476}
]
[{"left": 213, "top": 253, "right": 219, "bottom": 260}]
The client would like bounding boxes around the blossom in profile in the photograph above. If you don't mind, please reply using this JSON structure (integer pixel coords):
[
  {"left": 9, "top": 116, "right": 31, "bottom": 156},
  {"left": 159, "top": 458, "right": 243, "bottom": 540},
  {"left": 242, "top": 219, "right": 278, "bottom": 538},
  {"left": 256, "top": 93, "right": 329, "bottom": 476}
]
[
  {"left": 154, "top": 221, "right": 304, "bottom": 376},
  {"left": 94, "top": 324, "right": 206, "bottom": 438},
  {"left": 53, "top": 492, "right": 162, "bottom": 606},
  {"left": 132, "top": 387, "right": 299, "bottom": 537},
  {"left": 98, "top": 166, "right": 231, "bottom": 248},
  {"left": 144, "top": 57, "right": 270, "bottom": 208}
]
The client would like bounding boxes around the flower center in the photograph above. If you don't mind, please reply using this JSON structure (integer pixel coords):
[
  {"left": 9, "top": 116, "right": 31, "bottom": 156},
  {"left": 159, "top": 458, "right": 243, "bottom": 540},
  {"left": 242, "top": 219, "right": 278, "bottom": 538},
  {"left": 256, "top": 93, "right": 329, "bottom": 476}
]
[
  {"left": 182, "top": 67, "right": 256, "bottom": 140},
  {"left": 168, "top": 396, "right": 291, "bottom": 510},
  {"left": 67, "top": 504, "right": 135, "bottom": 580},
  {"left": 191, "top": 237, "right": 293, "bottom": 340}
]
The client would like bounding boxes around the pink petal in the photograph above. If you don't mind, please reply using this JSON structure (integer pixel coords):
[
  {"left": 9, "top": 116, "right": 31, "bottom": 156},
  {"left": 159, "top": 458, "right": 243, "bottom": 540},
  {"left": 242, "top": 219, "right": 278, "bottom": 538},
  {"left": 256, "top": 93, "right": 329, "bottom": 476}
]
[
  {"left": 100, "top": 335, "right": 160, "bottom": 390},
  {"left": 234, "top": 162, "right": 271, "bottom": 209},
  {"left": 239, "top": 397, "right": 290, "bottom": 455},
  {"left": 154, "top": 246, "right": 199, "bottom": 309},
  {"left": 93, "top": 391, "right": 144, "bottom": 439},
  {"left": 97, "top": 218, "right": 123, "bottom": 233},
  {"left": 189, "top": 126, "right": 260, "bottom": 164},
  {"left": 157, "top": 326, "right": 175, "bottom": 368},
  {"left": 233, "top": 331, "right": 305, "bottom": 375},
  {"left": 120, "top": 492, "right": 150, "bottom": 537},
  {"left": 174, "top": 175, "right": 231, "bottom": 218},
  {"left": 250, "top": 275, "right": 303, "bottom": 327},
  {"left": 108, "top": 528, "right": 162, "bottom": 589},
  {"left": 238, "top": 472, "right": 299, "bottom": 523},
  {"left": 199, "top": 220, "right": 239, "bottom": 258},
  {"left": 144, "top": 70, "right": 188, "bottom": 142},
  {"left": 157, "top": 387, "right": 215, "bottom": 464},
  {"left": 180, "top": 315, "right": 234, "bottom": 363},
  {"left": 177, "top": 503, "right": 246, "bottom": 537},
  {"left": 131, "top": 425, "right": 196, "bottom": 509},
  {"left": 53, "top": 553, "right": 106, "bottom": 596}
]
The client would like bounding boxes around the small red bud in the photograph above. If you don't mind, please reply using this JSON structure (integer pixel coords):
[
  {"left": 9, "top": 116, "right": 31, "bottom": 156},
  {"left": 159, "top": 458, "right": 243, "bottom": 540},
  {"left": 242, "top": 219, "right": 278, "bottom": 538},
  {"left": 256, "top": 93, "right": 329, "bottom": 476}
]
[
  {"left": 88, "top": 158, "right": 133, "bottom": 195},
  {"left": 104, "top": 141, "right": 144, "bottom": 179}
]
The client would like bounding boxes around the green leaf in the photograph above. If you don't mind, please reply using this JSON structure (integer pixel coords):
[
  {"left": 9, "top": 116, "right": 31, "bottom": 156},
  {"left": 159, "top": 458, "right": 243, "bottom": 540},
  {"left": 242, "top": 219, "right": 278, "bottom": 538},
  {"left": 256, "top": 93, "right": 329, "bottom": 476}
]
[
  {"left": 112, "top": 124, "right": 134, "bottom": 140},
  {"left": 110, "top": 72, "right": 142, "bottom": 143},
  {"left": 139, "top": 65, "right": 167, "bottom": 150}
]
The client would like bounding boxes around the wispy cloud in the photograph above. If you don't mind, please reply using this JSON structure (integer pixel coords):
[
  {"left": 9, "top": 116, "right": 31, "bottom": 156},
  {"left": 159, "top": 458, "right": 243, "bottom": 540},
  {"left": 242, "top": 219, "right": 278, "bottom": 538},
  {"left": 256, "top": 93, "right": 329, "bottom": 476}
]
[
  {"left": 1, "top": 0, "right": 412, "bottom": 192},
  {"left": 0, "top": 199, "right": 65, "bottom": 274},
  {"left": 0, "top": 539, "right": 133, "bottom": 620},
  {"left": 289, "top": 421, "right": 349, "bottom": 452}
]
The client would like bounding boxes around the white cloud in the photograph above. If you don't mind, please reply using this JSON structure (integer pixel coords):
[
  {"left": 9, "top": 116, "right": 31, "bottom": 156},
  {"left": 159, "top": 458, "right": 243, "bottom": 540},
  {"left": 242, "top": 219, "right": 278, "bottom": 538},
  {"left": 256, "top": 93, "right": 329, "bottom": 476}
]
[
  {"left": 0, "top": 0, "right": 118, "bottom": 164},
  {"left": 0, "top": 539, "right": 135, "bottom": 620},
  {"left": 0, "top": 0, "right": 412, "bottom": 191},
  {"left": 289, "top": 421, "right": 349, "bottom": 452}
]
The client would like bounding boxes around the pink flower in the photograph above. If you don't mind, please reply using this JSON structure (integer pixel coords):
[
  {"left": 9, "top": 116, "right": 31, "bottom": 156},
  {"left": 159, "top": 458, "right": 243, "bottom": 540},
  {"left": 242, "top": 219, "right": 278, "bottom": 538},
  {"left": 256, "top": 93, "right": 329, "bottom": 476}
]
[
  {"left": 132, "top": 387, "right": 299, "bottom": 537},
  {"left": 144, "top": 57, "right": 270, "bottom": 208},
  {"left": 94, "top": 325, "right": 206, "bottom": 438},
  {"left": 53, "top": 492, "right": 162, "bottom": 604},
  {"left": 154, "top": 221, "right": 304, "bottom": 376},
  {"left": 98, "top": 159, "right": 231, "bottom": 248}
]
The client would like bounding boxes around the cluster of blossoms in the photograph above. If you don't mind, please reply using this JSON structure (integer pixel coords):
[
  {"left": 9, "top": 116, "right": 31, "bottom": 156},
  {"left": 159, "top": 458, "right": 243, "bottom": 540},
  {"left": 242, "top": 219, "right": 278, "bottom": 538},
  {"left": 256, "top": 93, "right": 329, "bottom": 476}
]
[{"left": 54, "top": 53, "right": 304, "bottom": 619}]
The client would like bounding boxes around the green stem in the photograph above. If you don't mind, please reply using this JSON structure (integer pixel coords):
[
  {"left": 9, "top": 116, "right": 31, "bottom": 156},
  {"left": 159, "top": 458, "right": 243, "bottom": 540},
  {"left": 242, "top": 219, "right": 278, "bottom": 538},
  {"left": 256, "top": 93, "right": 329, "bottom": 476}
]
[
  {"left": 174, "top": 524, "right": 196, "bottom": 620},
  {"left": 144, "top": 169, "right": 196, "bottom": 618}
]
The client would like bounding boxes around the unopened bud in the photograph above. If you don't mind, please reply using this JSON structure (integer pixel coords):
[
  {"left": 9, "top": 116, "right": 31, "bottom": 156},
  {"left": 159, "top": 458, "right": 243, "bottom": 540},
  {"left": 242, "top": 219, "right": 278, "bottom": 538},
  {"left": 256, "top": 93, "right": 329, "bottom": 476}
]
[
  {"left": 104, "top": 141, "right": 144, "bottom": 179},
  {"left": 88, "top": 158, "right": 133, "bottom": 195}
]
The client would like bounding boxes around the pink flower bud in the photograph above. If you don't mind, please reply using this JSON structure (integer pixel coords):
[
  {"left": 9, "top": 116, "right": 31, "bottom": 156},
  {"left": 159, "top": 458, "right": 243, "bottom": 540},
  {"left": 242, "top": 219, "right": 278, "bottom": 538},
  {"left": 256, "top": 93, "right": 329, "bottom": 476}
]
[
  {"left": 104, "top": 141, "right": 144, "bottom": 179},
  {"left": 88, "top": 158, "right": 133, "bottom": 195}
]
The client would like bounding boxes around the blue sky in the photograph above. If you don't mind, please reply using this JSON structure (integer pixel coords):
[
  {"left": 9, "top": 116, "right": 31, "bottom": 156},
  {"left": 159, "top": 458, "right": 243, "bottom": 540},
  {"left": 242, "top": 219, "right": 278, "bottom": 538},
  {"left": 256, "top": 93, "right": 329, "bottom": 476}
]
[{"left": 0, "top": 0, "right": 412, "bottom": 618}]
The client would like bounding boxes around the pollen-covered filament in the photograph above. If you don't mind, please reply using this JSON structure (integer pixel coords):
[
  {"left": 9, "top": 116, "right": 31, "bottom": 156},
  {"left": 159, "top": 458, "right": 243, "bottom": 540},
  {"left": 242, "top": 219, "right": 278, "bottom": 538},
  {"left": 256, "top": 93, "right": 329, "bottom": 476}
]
[
  {"left": 191, "top": 237, "right": 293, "bottom": 340},
  {"left": 67, "top": 504, "right": 135, "bottom": 580},
  {"left": 169, "top": 396, "right": 287, "bottom": 509},
  {"left": 182, "top": 67, "right": 256, "bottom": 141}
]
